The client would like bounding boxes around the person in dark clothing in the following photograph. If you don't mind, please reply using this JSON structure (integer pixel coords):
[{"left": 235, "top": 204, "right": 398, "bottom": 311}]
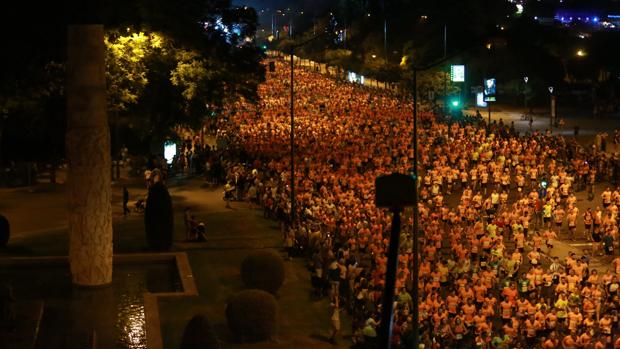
[
  {"left": 123, "top": 186, "right": 130, "bottom": 216},
  {"left": 604, "top": 233, "right": 615, "bottom": 255},
  {"left": 0, "top": 284, "right": 15, "bottom": 332}
]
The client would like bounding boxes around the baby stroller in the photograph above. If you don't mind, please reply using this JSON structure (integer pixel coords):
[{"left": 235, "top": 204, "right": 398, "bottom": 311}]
[
  {"left": 134, "top": 197, "right": 146, "bottom": 213},
  {"left": 192, "top": 222, "right": 207, "bottom": 242}
]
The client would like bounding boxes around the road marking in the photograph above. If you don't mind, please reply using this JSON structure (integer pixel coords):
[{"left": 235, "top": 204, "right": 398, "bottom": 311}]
[{"left": 567, "top": 243, "right": 593, "bottom": 247}]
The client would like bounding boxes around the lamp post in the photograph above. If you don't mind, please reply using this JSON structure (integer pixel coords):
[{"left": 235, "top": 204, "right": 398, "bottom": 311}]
[
  {"left": 411, "top": 67, "right": 420, "bottom": 349},
  {"left": 271, "top": 10, "right": 281, "bottom": 38},
  {"left": 549, "top": 86, "right": 555, "bottom": 130},
  {"left": 289, "top": 49, "right": 295, "bottom": 226},
  {"left": 378, "top": 38, "right": 484, "bottom": 349},
  {"left": 289, "top": 32, "right": 327, "bottom": 227},
  {"left": 375, "top": 173, "right": 415, "bottom": 349},
  {"left": 443, "top": 25, "right": 447, "bottom": 115},
  {"left": 523, "top": 76, "right": 529, "bottom": 113}
]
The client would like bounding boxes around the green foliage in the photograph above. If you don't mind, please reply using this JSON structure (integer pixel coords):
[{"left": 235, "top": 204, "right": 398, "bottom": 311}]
[
  {"left": 324, "top": 49, "right": 353, "bottom": 69},
  {"left": 180, "top": 314, "right": 220, "bottom": 349},
  {"left": 225, "top": 289, "right": 278, "bottom": 342},
  {"left": 105, "top": 31, "right": 159, "bottom": 113},
  {"left": 241, "top": 251, "right": 285, "bottom": 294},
  {"left": 144, "top": 181, "right": 174, "bottom": 251},
  {"left": 0, "top": 214, "right": 9, "bottom": 247},
  {"left": 0, "top": 1, "right": 265, "bottom": 162},
  {"left": 104, "top": 27, "right": 265, "bottom": 143},
  {"left": 276, "top": 39, "right": 296, "bottom": 53}
]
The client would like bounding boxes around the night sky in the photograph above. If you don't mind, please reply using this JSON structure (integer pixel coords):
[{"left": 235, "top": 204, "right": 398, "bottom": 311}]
[{"left": 233, "top": 0, "right": 332, "bottom": 14}]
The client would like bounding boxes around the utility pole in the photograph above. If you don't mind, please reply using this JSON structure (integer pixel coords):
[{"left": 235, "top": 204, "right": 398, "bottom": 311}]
[
  {"left": 407, "top": 40, "right": 484, "bottom": 348},
  {"left": 383, "top": 0, "right": 387, "bottom": 62},
  {"left": 384, "top": 19, "right": 388, "bottom": 62},
  {"left": 289, "top": 49, "right": 295, "bottom": 226},
  {"left": 288, "top": 32, "right": 327, "bottom": 227},
  {"left": 443, "top": 24, "right": 448, "bottom": 114},
  {"left": 411, "top": 67, "right": 420, "bottom": 349},
  {"left": 488, "top": 102, "right": 492, "bottom": 126}
]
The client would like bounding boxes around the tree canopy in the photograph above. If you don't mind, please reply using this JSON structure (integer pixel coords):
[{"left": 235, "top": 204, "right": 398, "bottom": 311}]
[{"left": 0, "top": 0, "right": 265, "bottom": 163}]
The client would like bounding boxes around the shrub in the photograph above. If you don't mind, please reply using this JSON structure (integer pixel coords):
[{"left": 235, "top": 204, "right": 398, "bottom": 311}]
[
  {"left": 180, "top": 314, "right": 220, "bottom": 349},
  {"left": 144, "top": 181, "right": 173, "bottom": 251},
  {"left": 0, "top": 214, "right": 9, "bottom": 247},
  {"left": 241, "top": 251, "right": 285, "bottom": 294},
  {"left": 225, "top": 289, "right": 278, "bottom": 342}
]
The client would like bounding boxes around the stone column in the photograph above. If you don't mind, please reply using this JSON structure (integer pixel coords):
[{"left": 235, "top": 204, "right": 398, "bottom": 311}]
[{"left": 66, "top": 24, "right": 113, "bottom": 286}]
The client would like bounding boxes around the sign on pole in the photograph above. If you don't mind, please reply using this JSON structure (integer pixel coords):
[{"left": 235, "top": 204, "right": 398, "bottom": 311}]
[
  {"left": 483, "top": 78, "right": 496, "bottom": 102},
  {"left": 450, "top": 65, "right": 465, "bottom": 82},
  {"left": 476, "top": 92, "right": 487, "bottom": 107}
]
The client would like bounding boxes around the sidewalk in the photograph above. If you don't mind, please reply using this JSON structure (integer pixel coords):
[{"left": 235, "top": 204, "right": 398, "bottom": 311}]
[{"left": 0, "top": 176, "right": 350, "bottom": 348}]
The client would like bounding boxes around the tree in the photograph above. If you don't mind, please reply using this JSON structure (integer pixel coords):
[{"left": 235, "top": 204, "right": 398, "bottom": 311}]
[
  {"left": 105, "top": 30, "right": 156, "bottom": 114},
  {"left": 1, "top": 0, "right": 265, "bottom": 165},
  {"left": 0, "top": 0, "right": 264, "bottom": 286},
  {"left": 66, "top": 24, "right": 113, "bottom": 286}
]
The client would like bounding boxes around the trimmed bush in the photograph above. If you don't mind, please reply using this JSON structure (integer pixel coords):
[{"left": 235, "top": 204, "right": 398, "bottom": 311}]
[
  {"left": 180, "top": 314, "right": 220, "bottom": 349},
  {"left": 144, "top": 181, "right": 173, "bottom": 251},
  {"left": 241, "top": 251, "right": 285, "bottom": 294},
  {"left": 0, "top": 214, "right": 9, "bottom": 247},
  {"left": 226, "top": 289, "right": 278, "bottom": 342}
]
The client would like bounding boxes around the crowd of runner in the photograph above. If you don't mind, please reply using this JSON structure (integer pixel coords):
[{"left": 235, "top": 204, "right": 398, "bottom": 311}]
[{"left": 216, "top": 59, "right": 620, "bottom": 348}]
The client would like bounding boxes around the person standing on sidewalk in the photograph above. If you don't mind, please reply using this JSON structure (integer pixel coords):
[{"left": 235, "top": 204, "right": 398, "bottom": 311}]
[
  {"left": 122, "top": 186, "right": 130, "bottom": 217},
  {"left": 184, "top": 207, "right": 193, "bottom": 241},
  {"left": 328, "top": 296, "right": 340, "bottom": 344}
]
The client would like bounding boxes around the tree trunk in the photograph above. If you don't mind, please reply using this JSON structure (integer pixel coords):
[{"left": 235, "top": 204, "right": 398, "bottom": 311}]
[{"left": 66, "top": 25, "right": 113, "bottom": 286}]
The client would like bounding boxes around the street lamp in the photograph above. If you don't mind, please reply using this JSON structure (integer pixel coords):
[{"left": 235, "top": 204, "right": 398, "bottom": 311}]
[
  {"left": 523, "top": 76, "right": 529, "bottom": 113},
  {"left": 380, "top": 38, "right": 485, "bottom": 349},
  {"left": 288, "top": 32, "right": 327, "bottom": 227},
  {"left": 548, "top": 86, "right": 555, "bottom": 129}
]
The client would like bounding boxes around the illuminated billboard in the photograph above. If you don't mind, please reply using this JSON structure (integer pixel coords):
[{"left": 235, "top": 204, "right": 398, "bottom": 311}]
[
  {"left": 484, "top": 78, "right": 496, "bottom": 102},
  {"left": 450, "top": 65, "right": 465, "bottom": 82}
]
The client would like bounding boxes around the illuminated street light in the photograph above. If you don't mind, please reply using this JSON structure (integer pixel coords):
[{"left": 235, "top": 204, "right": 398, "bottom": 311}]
[
  {"left": 576, "top": 49, "right": 587, "bottom": 57},
  {"left": 372, "top": 54, "right": 377, "bottom": 58}
]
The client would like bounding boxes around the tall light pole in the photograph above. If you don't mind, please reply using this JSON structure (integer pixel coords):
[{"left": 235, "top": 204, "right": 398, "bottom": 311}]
[
  {"left": 290, "top": 49, "right": 295, "bottom": 226},
  {"left": 289, "top": 32, "right": 327, "bottom": 227},
  {"left": 402, "top": 39, "right": 486, "bottom": 349},
  {"left": 382, "top": 0, "right": 387, "bottom": 62},
  {"left": 443, "top": 25, "right": 448, "bottom": 114},
  {"left": 523, "top": 76, "right": 529, "bottom": 113},
  {"left": 411, "top": 67, "right": 420, "bottom": 349},
  {"left": 549, "top": 86, "right": 555, "bottom": 130}
]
